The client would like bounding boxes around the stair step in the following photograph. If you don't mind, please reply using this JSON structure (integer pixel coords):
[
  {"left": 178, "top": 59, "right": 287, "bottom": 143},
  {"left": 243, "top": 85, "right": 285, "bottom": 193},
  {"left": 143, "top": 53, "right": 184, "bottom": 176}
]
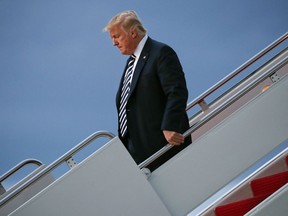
[
  {"left": 215, "top": 193, "right": 269, "bottom": 216},
  {"left": 214, "top": 155, "right": 288, "bottom": 216},
  {"left": 250, "top": 171, "right": 288, "bottom": 196}
]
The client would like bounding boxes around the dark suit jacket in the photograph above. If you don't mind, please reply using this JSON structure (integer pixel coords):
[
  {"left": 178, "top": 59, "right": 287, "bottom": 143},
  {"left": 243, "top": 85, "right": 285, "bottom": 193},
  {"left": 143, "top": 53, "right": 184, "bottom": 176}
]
[{"left": 116, "top": 37, "right": 191, "bottom": 169}]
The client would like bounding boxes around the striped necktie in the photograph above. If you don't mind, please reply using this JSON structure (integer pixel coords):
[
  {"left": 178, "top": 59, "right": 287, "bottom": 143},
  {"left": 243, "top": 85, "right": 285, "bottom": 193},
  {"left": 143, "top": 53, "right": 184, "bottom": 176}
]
[{"left": 119, "top": 54, "right": 136, "bottom": 137}]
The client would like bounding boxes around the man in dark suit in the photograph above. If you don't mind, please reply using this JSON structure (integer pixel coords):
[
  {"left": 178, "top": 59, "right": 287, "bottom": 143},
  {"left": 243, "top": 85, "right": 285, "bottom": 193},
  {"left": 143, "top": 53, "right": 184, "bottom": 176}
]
[{"left": 104, "top": 10, "right": 191, "bottom": 170}]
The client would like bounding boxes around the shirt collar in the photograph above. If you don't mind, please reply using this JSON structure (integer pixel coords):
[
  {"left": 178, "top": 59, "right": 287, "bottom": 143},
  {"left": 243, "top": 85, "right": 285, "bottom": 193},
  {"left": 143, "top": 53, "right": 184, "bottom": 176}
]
[{"left": 133, "top": 34, "right": 148, "bottom": 58}]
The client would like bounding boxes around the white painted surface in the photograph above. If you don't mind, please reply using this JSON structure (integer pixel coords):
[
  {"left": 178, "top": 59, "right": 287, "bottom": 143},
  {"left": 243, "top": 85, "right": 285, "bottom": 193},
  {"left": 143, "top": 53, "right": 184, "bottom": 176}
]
[
  {"left": 149, "top": 75, "right": 288, "bottom": 216},
  {"left": 9, "top": 137, "right": 171, "bottom": 216},
  {"left": 0, "top": 167, "right": 54, "bottom": 216}
]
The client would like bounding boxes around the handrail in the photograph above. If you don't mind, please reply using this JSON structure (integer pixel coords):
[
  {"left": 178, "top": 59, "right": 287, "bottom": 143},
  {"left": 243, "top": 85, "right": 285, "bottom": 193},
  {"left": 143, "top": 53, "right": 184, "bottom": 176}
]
[
  {"left": 186, "top": 32, "right": 288, "bottom": 112},
  {"left": 0, "top": 159, "right": 43, "bottom": 184},
  {"left": 139, "top": 33, "right": 288, "bottom": 169},
  {"left": 0, "top": 130, "right": 115, "bottom": 207},
  {"left": 189, "top": 139, "right": 288, "bottom": 216}
]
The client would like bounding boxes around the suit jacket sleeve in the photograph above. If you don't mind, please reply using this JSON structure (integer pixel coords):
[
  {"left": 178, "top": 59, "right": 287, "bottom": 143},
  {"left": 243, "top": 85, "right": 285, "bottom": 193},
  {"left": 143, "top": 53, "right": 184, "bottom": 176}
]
[{"left": 157, "top": 45, "right": 189, "bottom": 132}]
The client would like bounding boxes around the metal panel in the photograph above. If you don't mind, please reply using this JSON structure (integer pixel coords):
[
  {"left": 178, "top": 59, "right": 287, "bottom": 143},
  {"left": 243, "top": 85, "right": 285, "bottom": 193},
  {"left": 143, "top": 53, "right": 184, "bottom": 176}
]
[
  {"left": 9, "top": 137, "right": 171, "bottom": 216},
  {"left": 149, "top": 74, "right": 288, "bottom": 216},
  {"left": 0, "top": 165, "right": 54, "bottom": 216}
]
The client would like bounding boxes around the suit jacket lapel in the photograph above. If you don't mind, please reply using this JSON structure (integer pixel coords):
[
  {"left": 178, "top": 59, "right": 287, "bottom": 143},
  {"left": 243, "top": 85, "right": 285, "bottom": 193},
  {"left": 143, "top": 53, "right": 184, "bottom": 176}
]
[{"left": 128, "top": 37, "right": 152, "bottom": 98}]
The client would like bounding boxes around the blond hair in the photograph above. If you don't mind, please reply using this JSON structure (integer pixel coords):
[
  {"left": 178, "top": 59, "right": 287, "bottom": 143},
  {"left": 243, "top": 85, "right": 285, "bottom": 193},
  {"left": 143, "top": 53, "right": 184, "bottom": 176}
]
[{"left": 104, "top": 10, "right": 147, "bottom": 36}]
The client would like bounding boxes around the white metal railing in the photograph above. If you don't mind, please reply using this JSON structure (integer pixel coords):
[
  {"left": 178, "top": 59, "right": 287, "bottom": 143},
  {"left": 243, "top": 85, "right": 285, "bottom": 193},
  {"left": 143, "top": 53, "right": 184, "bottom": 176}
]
[
  {"left": 186, "top": 32, "right": 288, "bottom": 112},
  {"left": 0, "top": 130, "right": 115, "bottom": 207},
  {"left": 0, "top": 159, "right": 43, "bottom": 195},
  {"left": 0, "top": 159, "right": 43, "bottom": 183}
]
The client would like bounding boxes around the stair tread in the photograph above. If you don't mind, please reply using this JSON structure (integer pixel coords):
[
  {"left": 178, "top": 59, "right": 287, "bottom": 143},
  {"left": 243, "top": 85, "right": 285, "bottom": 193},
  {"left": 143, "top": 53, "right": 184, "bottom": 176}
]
[
  {"left": 215, "top": 155, "right": 288, "bottom": 216},
  {"left": 251, "top": 171, "right": 288, "bottom": 196},
  {"left": 215, "top": 193, "right": 270, "bottom": 216}
]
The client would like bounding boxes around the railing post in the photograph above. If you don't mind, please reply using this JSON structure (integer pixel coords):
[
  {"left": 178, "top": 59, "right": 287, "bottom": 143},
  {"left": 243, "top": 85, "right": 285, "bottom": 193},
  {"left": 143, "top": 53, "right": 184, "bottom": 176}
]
[{"left": 0, "top": 183, "right": 5, "bottom": 195}]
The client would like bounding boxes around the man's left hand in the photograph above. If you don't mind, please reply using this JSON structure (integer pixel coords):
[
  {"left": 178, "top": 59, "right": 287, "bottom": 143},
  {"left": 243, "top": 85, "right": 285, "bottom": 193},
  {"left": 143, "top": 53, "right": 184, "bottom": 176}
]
[{"left": 163, "top": 130, "right": 184, "bottom": 145}]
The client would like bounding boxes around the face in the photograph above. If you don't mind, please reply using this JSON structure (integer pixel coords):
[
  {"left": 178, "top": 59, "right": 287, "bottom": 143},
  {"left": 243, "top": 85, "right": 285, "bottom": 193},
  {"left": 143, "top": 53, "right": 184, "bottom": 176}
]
[{"left": 109, "top": 24, "right": 137, "bottom": 55}]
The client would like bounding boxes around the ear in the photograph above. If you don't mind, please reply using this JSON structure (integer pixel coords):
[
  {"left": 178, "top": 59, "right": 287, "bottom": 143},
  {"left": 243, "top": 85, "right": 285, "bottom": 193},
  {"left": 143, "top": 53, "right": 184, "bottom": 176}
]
[{"left": 131, "top": 29, "right": 138, "bottom": 38}]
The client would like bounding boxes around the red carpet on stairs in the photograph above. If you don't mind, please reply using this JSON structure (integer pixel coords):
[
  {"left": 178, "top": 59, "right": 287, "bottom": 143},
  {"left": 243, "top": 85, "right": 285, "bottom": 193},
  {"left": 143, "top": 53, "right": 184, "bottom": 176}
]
[
  {"left": 215, "top": 194, "right": 269, "bottom": 216},
  {"left": 215, "top": 156, "right": 288, "bottom": 216},
  {"left": 251, "top": 171, "right": 288, "bottom": 196}
]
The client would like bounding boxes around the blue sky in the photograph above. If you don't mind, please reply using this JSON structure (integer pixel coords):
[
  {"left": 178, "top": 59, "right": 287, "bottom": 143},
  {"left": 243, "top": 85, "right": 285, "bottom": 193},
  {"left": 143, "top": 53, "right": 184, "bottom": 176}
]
[{"left": 0, "top": 0, "right": 287, "bottom": 187}]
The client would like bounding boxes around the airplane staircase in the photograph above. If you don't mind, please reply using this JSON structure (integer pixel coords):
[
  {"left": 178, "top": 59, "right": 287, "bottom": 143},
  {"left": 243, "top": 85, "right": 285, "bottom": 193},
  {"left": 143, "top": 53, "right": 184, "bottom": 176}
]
[
  {"left": 0, "top": 32, "right": 287, "bottom": 216},
  {"left": 215, "top": 169, "right": 288, "bottom": 216},
  {"left": 200, "top": 151, "right": 288, "bottom": 216},
  {"left": 0, "top": 131, "right": 115, "bottom": 216}
]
